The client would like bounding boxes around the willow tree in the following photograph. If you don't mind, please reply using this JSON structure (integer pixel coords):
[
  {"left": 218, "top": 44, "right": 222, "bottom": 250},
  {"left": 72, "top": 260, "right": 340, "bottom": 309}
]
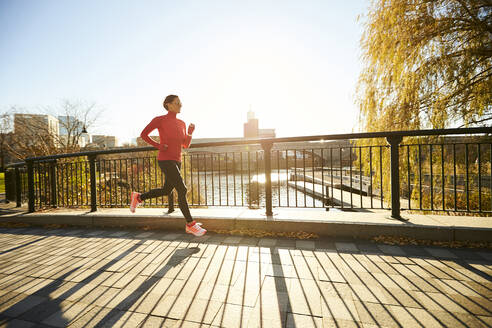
[
  {"left": 357, "top": 0, "right": 491, "bottom": 130},
  {"left": 355, "top": 0, "right": 492, "bottom": 211}
]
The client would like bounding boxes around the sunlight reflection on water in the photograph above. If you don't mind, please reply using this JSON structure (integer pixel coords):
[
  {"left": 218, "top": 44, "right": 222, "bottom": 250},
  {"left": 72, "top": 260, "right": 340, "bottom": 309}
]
[{"left": 251, "top": 173, "right": 289, "bottom": 183}]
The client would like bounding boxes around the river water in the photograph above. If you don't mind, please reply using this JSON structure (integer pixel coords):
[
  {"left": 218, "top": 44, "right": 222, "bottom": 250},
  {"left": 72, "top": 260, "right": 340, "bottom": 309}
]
[{"left": 184, "top": 169, "right": 325, "bottom": 208}]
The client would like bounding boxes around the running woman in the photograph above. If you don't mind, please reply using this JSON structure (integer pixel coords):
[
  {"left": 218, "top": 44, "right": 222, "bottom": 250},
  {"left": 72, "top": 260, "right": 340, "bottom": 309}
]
[{"left": 130, "top": 95, "right": 206, "bottom": 237}]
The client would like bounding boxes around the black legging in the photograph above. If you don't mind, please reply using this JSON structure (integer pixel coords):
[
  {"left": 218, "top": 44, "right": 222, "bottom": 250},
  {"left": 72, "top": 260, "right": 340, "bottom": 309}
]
[{"left": 140, "top": 160, "right": 192, "bottom": 223}]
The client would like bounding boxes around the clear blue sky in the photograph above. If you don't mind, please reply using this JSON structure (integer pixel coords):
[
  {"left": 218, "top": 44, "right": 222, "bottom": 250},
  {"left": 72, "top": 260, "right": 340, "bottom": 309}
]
[{"left": 0, "top": 0, "right": 369, "bottom": 144}]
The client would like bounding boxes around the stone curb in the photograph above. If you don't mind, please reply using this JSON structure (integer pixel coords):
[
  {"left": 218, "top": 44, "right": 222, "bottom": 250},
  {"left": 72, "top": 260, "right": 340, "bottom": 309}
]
[{"left": 1, "top": 213, "right": 491, "bottom": 242}]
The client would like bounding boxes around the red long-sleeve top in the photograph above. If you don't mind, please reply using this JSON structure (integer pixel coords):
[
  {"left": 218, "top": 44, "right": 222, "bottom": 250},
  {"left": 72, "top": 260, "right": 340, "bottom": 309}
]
[{"left": 140, "top": 112, "right": 192, "bottom": 162}]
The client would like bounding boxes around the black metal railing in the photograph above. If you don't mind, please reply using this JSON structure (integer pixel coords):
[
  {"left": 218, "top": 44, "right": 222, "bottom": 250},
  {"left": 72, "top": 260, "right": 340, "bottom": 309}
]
[{"left": 5, "top": 127, "right": 492, "bottom": 218}]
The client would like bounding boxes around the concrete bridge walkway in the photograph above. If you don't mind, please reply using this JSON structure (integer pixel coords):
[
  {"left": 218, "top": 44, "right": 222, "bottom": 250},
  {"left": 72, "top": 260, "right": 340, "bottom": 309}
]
[{"left": 0, "top": 225, "right": 491, "bottom": 327}]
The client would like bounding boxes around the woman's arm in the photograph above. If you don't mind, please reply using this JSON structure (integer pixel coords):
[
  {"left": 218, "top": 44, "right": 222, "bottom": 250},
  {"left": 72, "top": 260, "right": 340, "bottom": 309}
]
[
  {"left": 140, "top": 118, "right": 160, "bottom": 149},
  {"left": 182, "top": 123, "right": 194, "bottom": 148}
]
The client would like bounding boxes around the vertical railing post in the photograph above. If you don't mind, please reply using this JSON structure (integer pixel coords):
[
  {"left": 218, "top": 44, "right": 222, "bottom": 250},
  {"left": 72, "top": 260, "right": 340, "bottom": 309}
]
[
  {"left": 50, "top": 160, "right": 57, "bottom": 208},
  {"left": 387, "top": 136, "right": 402, "bottom": 219},
  {"left": 27, "top": 159, "right": 35, "bottom": 213},
  {"left": 262, "top": 141, "right": 274, "bottom": 217},
  {"left": 15, "top": 167, "right": 22, "bottom": 207},
  {"left": 88, "top": 155, "right": 97, "bottom": 212}
]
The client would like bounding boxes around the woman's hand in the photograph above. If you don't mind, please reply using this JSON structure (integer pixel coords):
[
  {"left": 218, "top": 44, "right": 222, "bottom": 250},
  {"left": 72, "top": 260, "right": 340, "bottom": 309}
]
[
  {"left": 160, "top": 143, "right": 168, "bottom": 151},
  {"left": 187, "top": 123, "right": 195, "bottom": 135}
]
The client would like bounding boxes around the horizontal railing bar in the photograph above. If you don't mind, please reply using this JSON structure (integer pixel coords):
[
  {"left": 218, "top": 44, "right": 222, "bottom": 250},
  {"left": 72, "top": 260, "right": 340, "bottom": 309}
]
[
  {"left": 400, "top": 142, "right": 492, "bottom": 146},
  {"left": 6, "top": 159, "right": 57, "bottom": 168},
  {"left": 12, "top": 127, "right": 490, "bottom": 164}
]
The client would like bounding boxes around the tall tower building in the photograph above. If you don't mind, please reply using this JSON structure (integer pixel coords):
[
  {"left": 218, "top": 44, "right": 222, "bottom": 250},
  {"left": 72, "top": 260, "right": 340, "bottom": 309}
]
[{"left": 244, "top": 110, "right": 259, "bottom": 138}]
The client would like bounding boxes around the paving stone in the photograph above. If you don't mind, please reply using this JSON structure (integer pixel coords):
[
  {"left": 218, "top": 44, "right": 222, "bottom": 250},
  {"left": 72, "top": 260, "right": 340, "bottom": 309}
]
[
  {"left": 377, "top": 245, "right": 407, "bottom": 256},
  {"left": 432, "top": 310, "right": 475, "bottom": 328},
  {"left": 404, "top": 274, "right": 441, "bottom": 293},
  {"left": 222, "top": 236, "right": 242, "bottom": 244},
  {"left": 101, "top": 310, "right": 147, "bottom": 328},
  {"left": 314, "top": 239, "right": 336, "bottom": 251},
  {"left": 108, "top": 231, "right": 129, "bottom": 237},
  {"left": 351, "top": 300, "right": 378, "bottom": 326},
  {"left": 134, "top": 232, "right": 153, "bottom": 239},
  {"left": 285, "top": 312, "right": 322, "bottom": 328},
  {"left": 1, "top": 294, "right": 46, "bottom": 317},
  {"left": 109, "top": 289, "right": 145, "bottom": 311},
  {"left": 385, "top": 287, "right": 421, "bottom": 308},
  {"left": 321, "top": 294, "right": 359, "bottom": 322},
  {"left": 42, "top": 302, "right": 94, "bottom": 327},
  {"left": 86, "top": 231, "right": 105, "bottom": 236},
  {"left": 317, "top": 267, "right": 346, "bottom": 283},
  {"left": 246, "top": 298, "right": 285, "bottom": 327},
  {"left": 152, "top": 295, "right": 222, "bottom": 324},
  {"left": 211, "top": 303, "right": 253, "bottom": 327},
  {"left": 137, "top": 315, "right": 167, "bottom": 327},
  {"left": 446, "top": 293, "right": 492, "bottom": 316},
  {"left": 275, "top": 239, "right": 296, "bottom": 248},
  {"left": 258, "top": 238, "right": 277, "bottom": 247},
  {"left": 316, "top": 249, "right": 338, "bottom": 264},
  {"left": 291, "top": 257, "right": 316, "bottom": 280},
  {"left": 386, "top": 304, "right": 422, "bottom": 327},
  {"left": 429, "top": 292, "right": 473, "bottom": 314},
  {"left": 436, "top": 278, "right": 485, "bottom": 298},
  {"left": 477, "top": 315, "right": 492, "bottom": 327},
  {"left": 451, "top": 249, "right": 487, "bottom": 261},
  {"left": 463, "top": 280, "right": 492, "bottom": 299},
  {"left": 339, "top": 255, "right": 368, "bottom": 274},
  {"left": 231, "top": 237, "right": 255, "bottom": 246},
  {"left": 295, "top": 240, "right": 315, "bottom": 250},
  {"left": 477, "top": 251, "right": 492, "bottom": 262},
  {"left": 0, "top": 319, "right": 37, "bottom": 328},
  {"left": 349, "top": 284, "right": 381, "bottom": 303},
  {"left": 199, "top": 235, "right": 224, "bottom": 245},
  {"left": 67, "top": 305, "right": 115, "bottom": 328},
  {"left": 335, "top": 242, "right": 358, "bottom": 253},
  {"left": 1, "top": 227, "right": 492, "bottom": 327},
  {"left": 355, "top": 242, "right": 381, "bottom": 254},
  {"left": 0, "top": 292, "right": 30, "bottom": 313},
  {"left": 64, "top": 230, "right": 84, "bottom": 235},
  {"left": 335, "top": 319, "right": 364, "bottom": 327},
  {"left": 19, "top": 299, "right": 72, "bottom": 323},
  {"left": 182, "top": 299, "right": 223, "bottom": 325},
  {"left": 425, "top": 247, "right": 459, "bottom": 259}
]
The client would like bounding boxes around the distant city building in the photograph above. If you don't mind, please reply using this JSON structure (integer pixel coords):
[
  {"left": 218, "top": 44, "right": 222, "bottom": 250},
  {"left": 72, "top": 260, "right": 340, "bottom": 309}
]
[
  {"left": 258, "top": 129, "right": 276, "bottom": 138},
  {"left": 57, "top": 116, "right": 90, "bottom": 147},
  {"left": 244, "top": 110, "right": 259, "bottom": 138},
  {"left": 58, "top": 115, "right": 83, "bottom": 135},
  {"left": 136, "top": 136, "right": 159, "bottom": 147},
  {"left": 92, "top": 135, "right": 118, "bottom": 148},
  {"left": 243, "top": 110, "right": 275, "bottom": 138},
  {"left": 58, "top": 134, "right": 90, "bottom": 148},
  {"left": 80, "top": 131, "right": 91, "bottom": 146},
  {"left": 14, "top": 113, "right": 59, "bottom": 146}
]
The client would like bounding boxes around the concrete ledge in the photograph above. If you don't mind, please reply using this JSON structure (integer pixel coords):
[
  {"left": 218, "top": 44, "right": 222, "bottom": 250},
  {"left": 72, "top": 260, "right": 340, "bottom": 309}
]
[{"left": 1, "top": 208, "right": 491, "bottom": 242}]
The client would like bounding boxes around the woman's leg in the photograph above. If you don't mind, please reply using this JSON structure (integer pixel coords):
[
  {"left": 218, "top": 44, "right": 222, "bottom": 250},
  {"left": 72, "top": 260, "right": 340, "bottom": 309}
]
[
  {"left": 156, "top": 161, "right": 193, "bottom": 223},
  {"left": 139, "top": 186, "right": 168, "bottom": 201},
  {"left": 139, "top": 170, "right": 175, "bottom": 201}
]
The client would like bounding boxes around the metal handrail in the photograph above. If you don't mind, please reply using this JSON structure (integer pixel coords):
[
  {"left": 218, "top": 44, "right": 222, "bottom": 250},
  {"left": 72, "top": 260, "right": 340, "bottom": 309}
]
[{"left": 5, "top": 127, "right": 492, "bottom": 217}]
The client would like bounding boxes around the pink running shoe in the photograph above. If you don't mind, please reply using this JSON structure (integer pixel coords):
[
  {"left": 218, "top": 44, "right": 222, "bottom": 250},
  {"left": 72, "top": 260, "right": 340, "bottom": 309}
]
[
  {"left": 186, "top": 221, "right": 207, "bottom": 237},
  {"left": 130, "top": 191, "right": 142, "bottom": 213}
]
